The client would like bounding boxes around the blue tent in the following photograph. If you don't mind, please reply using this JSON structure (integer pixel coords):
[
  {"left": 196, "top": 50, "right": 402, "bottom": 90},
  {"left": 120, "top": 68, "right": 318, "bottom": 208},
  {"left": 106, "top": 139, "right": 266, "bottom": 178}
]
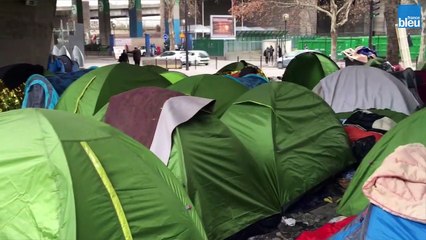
[
  {"left": 224, "top": 74, "right": 268, "bottom": 89},
  {"left": 332, "top": 205, "right": 426, "bottom": 239}
]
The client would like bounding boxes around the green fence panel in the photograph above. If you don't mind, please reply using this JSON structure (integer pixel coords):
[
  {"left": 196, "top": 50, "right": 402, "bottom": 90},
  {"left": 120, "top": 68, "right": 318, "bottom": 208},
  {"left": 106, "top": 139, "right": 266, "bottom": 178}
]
[
  {"left": 292, "top": 35, "right": 422, "bottom": 61},
  {"left": 193, "top": 39, "right": 224, "bottom": 56}
]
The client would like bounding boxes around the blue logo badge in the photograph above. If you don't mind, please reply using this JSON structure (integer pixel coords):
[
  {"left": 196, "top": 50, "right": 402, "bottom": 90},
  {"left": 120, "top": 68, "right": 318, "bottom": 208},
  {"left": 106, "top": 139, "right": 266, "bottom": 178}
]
[{"left": 398, "top": 4, "right": 422, "bottom": 28}]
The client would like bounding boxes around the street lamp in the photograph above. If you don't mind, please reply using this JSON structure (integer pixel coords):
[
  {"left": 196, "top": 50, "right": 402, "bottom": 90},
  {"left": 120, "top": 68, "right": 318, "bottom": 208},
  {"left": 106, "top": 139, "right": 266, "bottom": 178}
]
[{"left": 282, "top": 13, "right": 289, "bottom": 55}]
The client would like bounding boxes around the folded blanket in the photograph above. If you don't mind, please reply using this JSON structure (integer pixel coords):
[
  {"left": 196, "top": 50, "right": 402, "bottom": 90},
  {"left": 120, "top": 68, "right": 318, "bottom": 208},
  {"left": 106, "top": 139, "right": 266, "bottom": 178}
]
[{"left": 363, "top": 143, "right": 426, "bottom": 223}]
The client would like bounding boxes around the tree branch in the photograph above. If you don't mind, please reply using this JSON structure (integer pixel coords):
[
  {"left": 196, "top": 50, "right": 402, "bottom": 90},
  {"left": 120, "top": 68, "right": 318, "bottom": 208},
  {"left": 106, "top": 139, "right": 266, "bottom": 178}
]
[
  {"left": 337, "top": 0, "right": 352, "bottom": 16},
  {"left": 269, "top": 0, "right": 333, "bottom": 18},
  {"left": 337, "top": 0, "right": 353, "bottom": 27}
]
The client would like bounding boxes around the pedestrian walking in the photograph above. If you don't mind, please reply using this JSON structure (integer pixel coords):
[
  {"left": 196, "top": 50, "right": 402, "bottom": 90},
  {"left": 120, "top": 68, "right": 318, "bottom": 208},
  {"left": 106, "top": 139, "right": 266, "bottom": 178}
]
[{"left": 128, "top": 47, "right": 142, "bottom": 66}]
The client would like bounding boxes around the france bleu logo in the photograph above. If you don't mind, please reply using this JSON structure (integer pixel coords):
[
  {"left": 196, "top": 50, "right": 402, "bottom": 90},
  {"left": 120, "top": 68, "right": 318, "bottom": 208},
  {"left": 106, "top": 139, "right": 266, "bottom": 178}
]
[{"left": 398, "top": 4, "right": 422, "bottom": 28}]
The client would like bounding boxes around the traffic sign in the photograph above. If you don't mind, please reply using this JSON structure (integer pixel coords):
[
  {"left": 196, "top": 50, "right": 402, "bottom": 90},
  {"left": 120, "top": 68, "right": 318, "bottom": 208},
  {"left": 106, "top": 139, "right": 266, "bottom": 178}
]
[{"left": 163, "top": 34, "right": 169, "bottom": 41}]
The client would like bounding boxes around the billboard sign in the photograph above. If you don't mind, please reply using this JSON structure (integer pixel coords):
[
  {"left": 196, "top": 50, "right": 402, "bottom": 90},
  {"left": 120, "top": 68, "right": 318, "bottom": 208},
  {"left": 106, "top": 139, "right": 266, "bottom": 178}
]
[
  {"left": 210, "top": 15, "right": 236, "bottom": 40},
  {"left": 398, "top": 4, "right": 422, "bottom": 28}
]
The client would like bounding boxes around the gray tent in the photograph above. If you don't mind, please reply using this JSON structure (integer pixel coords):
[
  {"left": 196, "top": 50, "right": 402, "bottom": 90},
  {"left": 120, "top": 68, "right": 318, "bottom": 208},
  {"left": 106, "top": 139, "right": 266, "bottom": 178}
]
[{"left": 313, "top": 66, "right": 421, "bottom": 115}]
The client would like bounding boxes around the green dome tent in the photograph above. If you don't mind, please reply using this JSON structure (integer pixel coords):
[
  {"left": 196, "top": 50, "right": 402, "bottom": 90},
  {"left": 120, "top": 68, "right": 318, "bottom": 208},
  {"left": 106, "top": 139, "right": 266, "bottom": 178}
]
[
  {"left": 338, "top": 109, "right": 426, "bottom": 217},
  {"left": 100, "top": 87, "right": 282, "bottom": 240},
  {"left": 0, "top": 109, "right": 206, "bottom": 240},
  {"left": 160, "top": 71, "right": 187, "bottom": 84},
  {"left": 221, "top": 82, "right": 354, "bottom": 209},
  {"left": 282, "top": 51, "right": 339, "bottom": 90},
  {"left": 55, "top": 64, "right": 170, "bottom": 116},
  {"left": 168, "top": 74, "right": 248, "bottom": 117}
]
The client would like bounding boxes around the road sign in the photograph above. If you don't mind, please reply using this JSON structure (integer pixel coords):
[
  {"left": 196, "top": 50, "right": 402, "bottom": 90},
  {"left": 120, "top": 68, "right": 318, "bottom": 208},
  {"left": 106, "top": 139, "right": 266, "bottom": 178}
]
[
  {"left": 179, "top": 32, "right": 185, "bottom": 39},
  {"left": 163, "top": 34, "right": 169, "bottom": 41}
]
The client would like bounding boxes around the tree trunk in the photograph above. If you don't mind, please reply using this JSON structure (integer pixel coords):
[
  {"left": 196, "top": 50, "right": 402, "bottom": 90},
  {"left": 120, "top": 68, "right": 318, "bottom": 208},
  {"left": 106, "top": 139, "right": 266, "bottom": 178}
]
[
  {"left": 330, "top": 28, "right": 338, "bottom": 61},
  {"left": 385, "top": 0, "right": 400, "bottom": 65},
  {"left": 330, "top": 2, "right": 338, "bottom": 61},
  {"left": 417, "top": 7, "right": 426, "bottom": 68},
  {"left": 168, "top": 7, "right": 175, "bottom": 51}
]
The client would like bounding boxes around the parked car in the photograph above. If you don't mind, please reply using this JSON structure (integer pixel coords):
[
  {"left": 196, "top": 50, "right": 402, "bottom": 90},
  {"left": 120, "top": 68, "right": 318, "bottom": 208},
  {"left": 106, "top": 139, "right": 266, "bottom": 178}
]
[
  {"left": 155, "top": 51, "right": 196, "bottom": 65},
  {"left": 189, "top": 50, "right": 210, "bottom": 65},
  {"left": 277, "top": 50, "right": 320, "bottom": 68}
]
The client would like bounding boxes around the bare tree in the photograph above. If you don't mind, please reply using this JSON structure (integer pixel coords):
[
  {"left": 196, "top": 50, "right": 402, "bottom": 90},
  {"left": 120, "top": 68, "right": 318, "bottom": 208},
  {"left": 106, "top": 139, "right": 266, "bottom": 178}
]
[
  {"left": 232, "top": 0, "right": 367, "bottom": 61},
  {"left": 165, "top": 0, "right": 177, "bottom": 51},
  {"left": 385, "top": 0, "right": 400, "bottom": 65},
  {"left": 409, "top": 0, "right": 426, "bottom": 67}
]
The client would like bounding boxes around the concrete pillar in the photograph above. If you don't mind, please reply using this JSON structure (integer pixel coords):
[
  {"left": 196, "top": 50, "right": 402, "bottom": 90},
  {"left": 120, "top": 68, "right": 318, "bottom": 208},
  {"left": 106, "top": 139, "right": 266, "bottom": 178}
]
[
  {"left": 0, "top": 0, "right": 56, "bottom": 67},
  {"left": 174, "top": 0, "right": 181, "bottom": 45},
  {"left": 82, "top": 1, "right": 91, "bottom": 44},
  {"left": 129, "top": 0, "right": 143, "bottom": 37},
  {"left": 98, "top": 0, "right": 111, "bottom": 45}
]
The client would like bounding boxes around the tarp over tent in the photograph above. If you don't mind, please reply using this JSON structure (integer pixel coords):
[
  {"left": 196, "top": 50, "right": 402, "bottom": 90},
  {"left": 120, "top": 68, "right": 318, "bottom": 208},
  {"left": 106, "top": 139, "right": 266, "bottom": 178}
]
[
  {"left": 168, "top": 74, "right": 248, "bottom": 117},
  {"left": 221, "top": 82, "right": 354, "bottom": 210},
  {"left": 282, "top": 51, "right": 339, "bottom": 90},
  {"left": 313, "top": 66, "right": 421, "bottom": 115},
  {"left": 338, "top": 108, "right": 426, "bottom": 216},
  {"left": 0, "top": 109, "right": 207, "bottom": 240},
  {"left": 55, "top": 64, "right": 170, "bottom": 116},
  {"left": 102, "top": 87, "right": 282, "bottom": 240},
  {"left": 46, "top": 68, "right": 94, "bottom": 96}
]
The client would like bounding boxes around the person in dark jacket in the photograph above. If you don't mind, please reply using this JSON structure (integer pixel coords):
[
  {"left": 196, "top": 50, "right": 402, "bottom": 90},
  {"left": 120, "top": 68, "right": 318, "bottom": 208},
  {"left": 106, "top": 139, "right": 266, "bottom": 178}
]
[
  {"left": 129, "top": 47, "right": 142, "bottom": 66},
  {"left": 118, "top": 50, "right": 129, "bottom": 63}
]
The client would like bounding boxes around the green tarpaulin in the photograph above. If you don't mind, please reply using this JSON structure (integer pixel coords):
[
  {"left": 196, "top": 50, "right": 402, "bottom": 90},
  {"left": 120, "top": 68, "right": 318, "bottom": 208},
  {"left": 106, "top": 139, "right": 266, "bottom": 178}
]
[
  {"left": 282, "top": 52, "right": 339, "bottom": 90},
  {"left": 338, "top": 109, "right": 426, "bottom": 216},
  {"left": 55, "top": 64, "right": 170, "bottom": 116},
  {"left": 0, "top": 109, "right": 206, "bottom": 240},
  {"left": 168, "top": 74, "right": 248, "bottom": 117},
  {"left": 221, "top": 82, "right": 353, "bottom": 209}
]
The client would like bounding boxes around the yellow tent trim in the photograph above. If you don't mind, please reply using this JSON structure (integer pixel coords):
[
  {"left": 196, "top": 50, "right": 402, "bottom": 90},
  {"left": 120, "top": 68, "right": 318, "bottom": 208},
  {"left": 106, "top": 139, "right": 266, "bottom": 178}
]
[
  {"left": 80, "top": 141, "right": 133, "bottom": 240},
  {"left": 74, "top": 76, "right": 96, "bottom": 113}
]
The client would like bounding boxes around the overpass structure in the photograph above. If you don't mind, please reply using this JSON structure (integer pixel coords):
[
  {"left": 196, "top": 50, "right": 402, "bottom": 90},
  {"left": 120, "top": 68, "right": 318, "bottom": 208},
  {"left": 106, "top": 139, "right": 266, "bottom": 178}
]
[{"left": 0, "top": 0, "right": 174, "bottom": 67}]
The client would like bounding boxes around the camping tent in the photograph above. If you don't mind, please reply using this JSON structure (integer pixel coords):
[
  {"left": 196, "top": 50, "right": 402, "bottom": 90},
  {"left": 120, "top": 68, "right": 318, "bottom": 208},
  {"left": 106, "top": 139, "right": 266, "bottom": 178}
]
[
  {"left": 221, "top": 82, "right": 354, "bottom": 210},
  {"left": 337, "top": 108, "right": 426, "bottom": 216},
  {"left": 217, "top": 61, "right": 267, "bottom": 78},
  {"left": 224, "top": 74, "right": 269, "bottom": 89},
  {"left": 160, "top": 71, "right": 187, "bottom": 84},
  {"left": 55, "top": 64, "right": 170, "bottom": 116},
  {"left": 168, "top": 74, "right": 248, "bottom": 117},
  {"left": 21, "top": 74, "right": 59, "bottom": 109},
  {"left": 282, "top": 51, "right": 339, "bottom": 90},
  {"left": 0, "top": 109, "right": 207, "bottom": 240},
  {"left": 313, "top": 66, "right": 421, "bottom": 115},
  {"left": 101, "top": 87, "right": 282, "bottom": 240}
]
